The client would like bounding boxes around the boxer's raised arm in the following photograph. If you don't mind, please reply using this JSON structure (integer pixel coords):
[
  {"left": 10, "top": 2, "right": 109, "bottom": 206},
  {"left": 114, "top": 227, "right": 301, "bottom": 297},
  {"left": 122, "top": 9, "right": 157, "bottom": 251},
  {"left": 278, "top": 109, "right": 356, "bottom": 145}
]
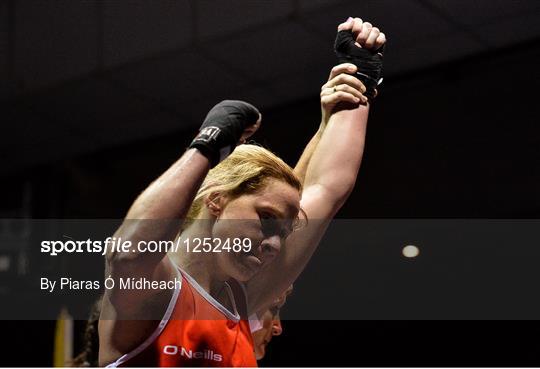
[
  {"left": 247, "top": 17, "right": 386, "bottom": 313},
  {"left": 295, "top": 56, "right": 374, "bottom": 182},
  {"left": 105, "top": 149, "right": 209, "bottom": 296},
  {"left": 104, "top": 100, "right": 261, "bottom": 313},
  {"left": 294, "top": 128, "right": 322, "bottom": 183},
  {"left": 295, "top": 61, "right": 368, "bottom": 184}
]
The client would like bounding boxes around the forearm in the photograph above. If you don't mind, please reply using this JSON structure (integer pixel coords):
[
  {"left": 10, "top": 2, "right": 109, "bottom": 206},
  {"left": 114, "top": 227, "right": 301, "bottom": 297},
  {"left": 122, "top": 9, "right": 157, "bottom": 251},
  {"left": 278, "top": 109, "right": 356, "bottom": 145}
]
[
  {"left": 294, "top": 125, "right": 323, "bottom": 183},
  {"left": 109, "top": 149, "right": 209, "bottom": 266},
  {"left": 127, "top": 149, "right": 209, "bottom": 220},
  {"left": 304, "top": 104, "right": 369, "bottom": 205}
]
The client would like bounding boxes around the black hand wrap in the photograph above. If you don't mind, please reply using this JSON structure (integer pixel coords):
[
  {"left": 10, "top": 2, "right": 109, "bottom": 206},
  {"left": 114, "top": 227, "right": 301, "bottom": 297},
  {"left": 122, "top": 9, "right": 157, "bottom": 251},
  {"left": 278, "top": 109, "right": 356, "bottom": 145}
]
[
  {"left": 334, "top": 30, "right": 385, "bottom": 100},
  {"left": 189, "top": 100, "right": 260, "bottom": 167}
]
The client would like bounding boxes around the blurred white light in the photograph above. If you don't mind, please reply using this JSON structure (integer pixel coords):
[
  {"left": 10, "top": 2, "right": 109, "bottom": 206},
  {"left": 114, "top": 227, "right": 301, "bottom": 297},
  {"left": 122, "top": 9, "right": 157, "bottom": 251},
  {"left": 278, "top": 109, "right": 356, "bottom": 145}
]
[
  {"left": 402, "top": 245, "right": 419, "bottom": 258},
  {"left": 0, "top": 255, "right": 10, "bottom": 271}
]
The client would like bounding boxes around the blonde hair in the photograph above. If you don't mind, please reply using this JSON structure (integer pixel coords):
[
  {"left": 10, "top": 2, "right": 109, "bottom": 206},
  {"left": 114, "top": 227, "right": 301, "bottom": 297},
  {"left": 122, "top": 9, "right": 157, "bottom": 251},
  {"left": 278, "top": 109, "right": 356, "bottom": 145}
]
[{"left": 184, "top": 144, "right": 303, "bottom": 227}]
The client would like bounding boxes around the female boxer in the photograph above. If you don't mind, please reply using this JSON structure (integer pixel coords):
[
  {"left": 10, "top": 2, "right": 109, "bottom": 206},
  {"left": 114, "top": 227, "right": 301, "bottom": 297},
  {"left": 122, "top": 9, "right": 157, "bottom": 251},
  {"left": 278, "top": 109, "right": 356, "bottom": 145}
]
[{"left": 99, "top": 17, "right": 386, "bottom": 367}]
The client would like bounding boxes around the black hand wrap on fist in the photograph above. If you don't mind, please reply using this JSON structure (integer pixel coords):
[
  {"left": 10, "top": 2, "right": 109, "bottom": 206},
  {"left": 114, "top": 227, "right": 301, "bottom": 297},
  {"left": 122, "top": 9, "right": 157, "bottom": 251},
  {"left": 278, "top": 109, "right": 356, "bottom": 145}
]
[
  {"left": 189, "top": 100, "right": 260, "bottom": 167},
  {"left": 334, "top": 30, "right": 385, "bottom": 100}
]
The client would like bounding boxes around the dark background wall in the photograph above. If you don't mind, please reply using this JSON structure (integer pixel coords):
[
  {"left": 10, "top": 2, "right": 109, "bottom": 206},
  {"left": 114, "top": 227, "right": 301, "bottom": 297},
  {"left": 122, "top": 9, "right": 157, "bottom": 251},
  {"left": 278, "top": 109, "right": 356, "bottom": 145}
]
[{"left": 1, "top": 0, "right": 540, "bottom": 366}]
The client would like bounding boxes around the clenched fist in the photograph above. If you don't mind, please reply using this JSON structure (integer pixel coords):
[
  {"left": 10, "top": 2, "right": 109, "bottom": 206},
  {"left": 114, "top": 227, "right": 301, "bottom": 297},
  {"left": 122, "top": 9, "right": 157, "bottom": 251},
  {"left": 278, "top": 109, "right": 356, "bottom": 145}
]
[
  {"left": 189, "top": 100, "right": 261, "bottom": 167},
  {"left": 335, "top": 17, "right": 386, "bottom": 100}
]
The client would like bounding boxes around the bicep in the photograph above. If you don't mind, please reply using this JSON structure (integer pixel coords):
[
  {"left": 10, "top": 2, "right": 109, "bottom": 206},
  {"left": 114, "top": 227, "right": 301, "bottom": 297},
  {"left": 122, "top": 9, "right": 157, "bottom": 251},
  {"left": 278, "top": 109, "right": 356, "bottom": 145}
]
[{"left": 246, "top": 184, "right": 339, "bottom": 313}]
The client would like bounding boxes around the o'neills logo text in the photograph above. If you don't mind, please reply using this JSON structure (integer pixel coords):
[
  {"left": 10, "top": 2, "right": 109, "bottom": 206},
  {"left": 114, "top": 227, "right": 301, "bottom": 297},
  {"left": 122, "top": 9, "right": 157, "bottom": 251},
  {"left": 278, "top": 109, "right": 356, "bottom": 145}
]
[{"left": 163, "top": 345, "right": 223, "bottom": 362}]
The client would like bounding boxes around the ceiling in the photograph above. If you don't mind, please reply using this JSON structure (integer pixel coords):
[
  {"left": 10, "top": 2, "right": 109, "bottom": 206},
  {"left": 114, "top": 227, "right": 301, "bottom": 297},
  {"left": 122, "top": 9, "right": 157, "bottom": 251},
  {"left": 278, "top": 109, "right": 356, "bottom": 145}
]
[{"left": 2, "top": 0, "right": 540, "bottom": 172}]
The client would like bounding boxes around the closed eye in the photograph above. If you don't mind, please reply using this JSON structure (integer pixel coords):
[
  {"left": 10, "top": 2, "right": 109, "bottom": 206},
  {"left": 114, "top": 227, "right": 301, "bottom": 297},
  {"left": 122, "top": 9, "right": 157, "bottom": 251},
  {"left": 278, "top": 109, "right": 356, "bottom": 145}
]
[{"left": 259, "top": 213, "right": 291, "bottom": 239}]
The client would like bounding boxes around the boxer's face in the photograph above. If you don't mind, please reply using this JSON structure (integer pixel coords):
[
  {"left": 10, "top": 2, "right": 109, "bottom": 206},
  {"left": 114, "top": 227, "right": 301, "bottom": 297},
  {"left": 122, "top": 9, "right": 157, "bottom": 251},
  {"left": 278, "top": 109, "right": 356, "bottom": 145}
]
[
  {"left": 252, "top": 286, "right": 293, "bottom": 360},
  {"left": 210, "top": 179, "right": 300, "bottom": 282},
  {"left": 253, "top": 308, "right": 281, "bottom": 360}
]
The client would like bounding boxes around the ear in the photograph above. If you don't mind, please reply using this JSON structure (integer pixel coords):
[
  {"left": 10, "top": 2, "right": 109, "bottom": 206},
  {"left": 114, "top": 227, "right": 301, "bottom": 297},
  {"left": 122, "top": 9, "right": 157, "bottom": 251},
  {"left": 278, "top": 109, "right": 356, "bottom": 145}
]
[{"left": 204, "top": 192, "right": 226, "bottom": 217}]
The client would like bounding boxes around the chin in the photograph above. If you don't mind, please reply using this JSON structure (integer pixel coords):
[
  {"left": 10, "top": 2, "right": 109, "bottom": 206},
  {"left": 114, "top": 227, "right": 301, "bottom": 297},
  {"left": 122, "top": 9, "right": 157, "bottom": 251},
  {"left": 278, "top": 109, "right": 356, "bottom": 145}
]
[
  {"left": 230, "top": 255, "right": 260, "bottom": 282},
  {"left": 225, "top": 263, "right": 253, "bottom": 283},
  {"left": 234, "top": 265, "right": 257, "bottom": 282}
]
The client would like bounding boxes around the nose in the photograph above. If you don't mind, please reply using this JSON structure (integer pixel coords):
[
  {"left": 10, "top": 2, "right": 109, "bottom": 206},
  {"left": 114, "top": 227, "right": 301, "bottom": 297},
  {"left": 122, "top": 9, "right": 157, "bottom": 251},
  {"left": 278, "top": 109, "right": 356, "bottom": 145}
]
[
  {"left": 271, "top": 318, "right": 282, "bottom": 336},
  {"left": 260, "top": 235, "right": 281, "bottom": 262}
]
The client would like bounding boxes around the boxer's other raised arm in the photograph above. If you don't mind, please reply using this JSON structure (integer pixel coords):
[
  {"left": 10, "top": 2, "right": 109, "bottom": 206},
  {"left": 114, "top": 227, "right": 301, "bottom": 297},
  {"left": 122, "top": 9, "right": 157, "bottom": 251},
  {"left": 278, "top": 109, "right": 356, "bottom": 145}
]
[
  {"left": 105, "top": 101, "right": 260, "bottom": 313},
  {"left": 248, "top": 18, "right": 386, "bottom": 313}
]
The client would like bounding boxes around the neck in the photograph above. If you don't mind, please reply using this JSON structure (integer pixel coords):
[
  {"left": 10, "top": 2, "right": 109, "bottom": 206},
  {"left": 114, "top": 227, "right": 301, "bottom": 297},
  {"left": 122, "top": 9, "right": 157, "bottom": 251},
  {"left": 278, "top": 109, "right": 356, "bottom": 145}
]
[{"left": 169, "top": 219, "right": 229, "bottom": 296}]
